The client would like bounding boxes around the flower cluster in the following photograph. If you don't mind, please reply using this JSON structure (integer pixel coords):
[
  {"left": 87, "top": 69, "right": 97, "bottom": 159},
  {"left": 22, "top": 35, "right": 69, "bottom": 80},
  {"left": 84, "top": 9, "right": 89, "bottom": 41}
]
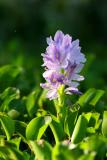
[{"left": 40, "top": 30, "right": 86, "bottom": 100}]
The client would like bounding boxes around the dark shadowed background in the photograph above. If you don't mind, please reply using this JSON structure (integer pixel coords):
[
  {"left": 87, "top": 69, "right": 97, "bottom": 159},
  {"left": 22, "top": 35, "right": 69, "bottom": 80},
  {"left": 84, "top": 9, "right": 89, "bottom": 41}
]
[{"left": 0, "top": 0, "right": 107, "bottom": 91}]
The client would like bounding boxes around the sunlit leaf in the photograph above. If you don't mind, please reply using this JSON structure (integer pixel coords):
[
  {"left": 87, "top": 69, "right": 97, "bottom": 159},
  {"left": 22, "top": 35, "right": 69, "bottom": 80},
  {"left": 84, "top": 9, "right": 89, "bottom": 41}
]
[
  {"left": 77, "top": 88, "right": 96, "bottom": 107},
  {"left": 80, "top": 135, "right": 107, "bottom": 158},
  {"left": 0, "top": 87, "right": 20, "bottom": 112},
  {"left": 89, "top": 89, "right": 105, "bottom": 106},
  {"left": 26, "top": 116, "right": 52, "bottom": 140},
  {"left": 49, "top": 115, "right": 65, "bottom": 144},
  {"left": 78, "top": 152, "right": 96, "bottom": 160},
  {"left": 71, "top": 114, "right": 88, "bottom": 144},
  {"left": 52, "top": 143, "right": 81, "bottom": 160},
  {"left": 0, "top": 113, "right": 15, "bottom": 140},
  {"left": 0, "top": 146, "right": 24, "bottom": 160},
  {"left": 29, "top": 140, "right": 52, "bottom": 160},
  {"left": 102, "top": 111, "right": 107, "bottom": 137},
  {"left": 38, "top": 90, "right": 47, "bottom": 107},
  {"left": 64, "top": 110, "right": 78, "bottom": 138}
]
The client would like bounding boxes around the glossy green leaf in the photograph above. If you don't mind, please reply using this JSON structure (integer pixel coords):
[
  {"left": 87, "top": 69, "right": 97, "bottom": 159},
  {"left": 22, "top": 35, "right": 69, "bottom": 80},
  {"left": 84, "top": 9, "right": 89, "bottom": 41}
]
[
  {"left": 89, "top": 89, "right": 105, "bottom": 106},
  {"left": 71, "top": 114, "right": 88, "bottom": 144},
  {"left": 52, "top": 143, "right": 81, "bottom": 160},
  {"left": 78, "top": 88, "right": 105, "bottom": 108},
  {"left": 38, "top": 90, "right": 47, "bottom": 107},
  {"left": 0, "top": 146, "right": 24, "bottom": 160},
  {"left": 26, "top": 116, "right": 52, "bottom": 140},
  {"left": 26, "top": 89, "right": 40, "bottom": 117},
  {"left": 64, "top": 110, "right": 78, "bottom": 138},
  {"left": 80, "top": 135, "right": 107, "bottom": 158},
  {"left": 83, "top": 113, "right": 92, "bottom": 122},
  {"left": 86, "top": 127, "right": 96, "bottom": 135},
  {"left": 23, "top": 152, "right": 30, "bottom": 160},
  {"left": 78, "top": 153, "right": 96, "bottom": 160},
  {"left": 0, "top": 113, "right": 15, "bottom": 140},
  {"left": 77, "top": 88, "right": 96, "bottom": 107},
  {"left": 88, "top": 112, "right": 100, "bottom": 130},
  {"left": 49, "top": 115, "right": 65, "bottom": 143},
  {"left": 102, "top": 111, "right": 107, "bottom": 137},
  {"left": 15, "top": 120, "right": 27, "bottom": 139},
  {"left": 9, "top": 137, "right": 21, "bottom": 149},
  {"left": 0, "top": 87, "right": 20, "bottom": 111},
  {"left": 29, "top": 140, "right": 52, "bottom": 160}
]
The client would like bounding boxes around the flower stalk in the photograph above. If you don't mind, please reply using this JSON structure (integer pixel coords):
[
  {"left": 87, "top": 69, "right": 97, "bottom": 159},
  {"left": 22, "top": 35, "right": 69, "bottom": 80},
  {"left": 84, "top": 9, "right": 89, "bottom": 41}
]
[{"left": 54, "top": 85, "right": 66, "bottom": 123}]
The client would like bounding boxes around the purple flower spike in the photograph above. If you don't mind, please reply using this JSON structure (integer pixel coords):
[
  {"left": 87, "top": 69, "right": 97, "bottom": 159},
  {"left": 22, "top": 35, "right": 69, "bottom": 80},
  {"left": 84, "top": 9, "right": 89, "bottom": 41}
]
[
  {"left": 54, "top": 30, "right": 64, "bottom": 45},
  {"left": 40, "top": 30, "right": 86, "bottom": 100}
]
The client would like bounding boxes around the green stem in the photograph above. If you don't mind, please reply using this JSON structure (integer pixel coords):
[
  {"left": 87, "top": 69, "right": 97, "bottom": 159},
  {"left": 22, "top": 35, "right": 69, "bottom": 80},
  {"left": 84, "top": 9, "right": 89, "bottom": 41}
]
[{"left": 54, "top": 85, "right": 66, "bottom": 124}]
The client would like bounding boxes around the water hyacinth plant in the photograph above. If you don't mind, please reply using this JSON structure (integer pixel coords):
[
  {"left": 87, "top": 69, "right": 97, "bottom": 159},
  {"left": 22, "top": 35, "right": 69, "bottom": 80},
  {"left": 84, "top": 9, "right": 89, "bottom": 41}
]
[
  {"left": 0, "top": 31, "right": 106, "bottom": 160},
  {"left": 40, "top": 30, "right": 86, "bottom": 100}
]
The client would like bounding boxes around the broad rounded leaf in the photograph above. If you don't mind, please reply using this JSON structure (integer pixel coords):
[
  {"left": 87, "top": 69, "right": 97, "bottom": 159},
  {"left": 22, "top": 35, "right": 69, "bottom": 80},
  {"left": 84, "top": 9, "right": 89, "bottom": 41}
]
[
  {"left": 71, "top": 115, "right": 88, "bottom": 144},
  {"left": 26, "top": 116, "right": 52, "bottom": 140},
  {"left": 0, "top": 87, "right": 20, "bottom": 112},
  {"left": 64, "top": 110, "right": 78, "bottom": 138},
  {"left": 0, "top": 146, "right": 24, "bottom": 160},
  {"left": 29, "top": 140, "right": 52, "bottom": 160},
  {"left": 49, "top": 115, "right": 65, "bottom": 143},
  {"left": 102, "top": 111, "right": 107, "bottom": 137},
  {"left": 26, "top": 89, "right": 40, "bottom": 117},
  {"left": 15, "top": 120, "right": 27, "bottom": 139},
  {"left": 0, "top": 113, "right": 15, "bottom": 140}
]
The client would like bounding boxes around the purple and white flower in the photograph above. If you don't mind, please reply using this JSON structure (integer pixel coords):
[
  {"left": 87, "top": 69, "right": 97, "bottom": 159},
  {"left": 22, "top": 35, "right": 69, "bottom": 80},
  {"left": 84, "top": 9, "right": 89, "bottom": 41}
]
[{"left": 40, "top": 30, "right": 86, "bottom": 100}]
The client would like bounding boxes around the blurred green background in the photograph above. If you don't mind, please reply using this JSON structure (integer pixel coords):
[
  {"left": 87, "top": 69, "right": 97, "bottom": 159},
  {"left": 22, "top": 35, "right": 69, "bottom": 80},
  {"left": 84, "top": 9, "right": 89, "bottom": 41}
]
[{"left": 0, "top": 0, "right": 107, "bottom": 92}]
